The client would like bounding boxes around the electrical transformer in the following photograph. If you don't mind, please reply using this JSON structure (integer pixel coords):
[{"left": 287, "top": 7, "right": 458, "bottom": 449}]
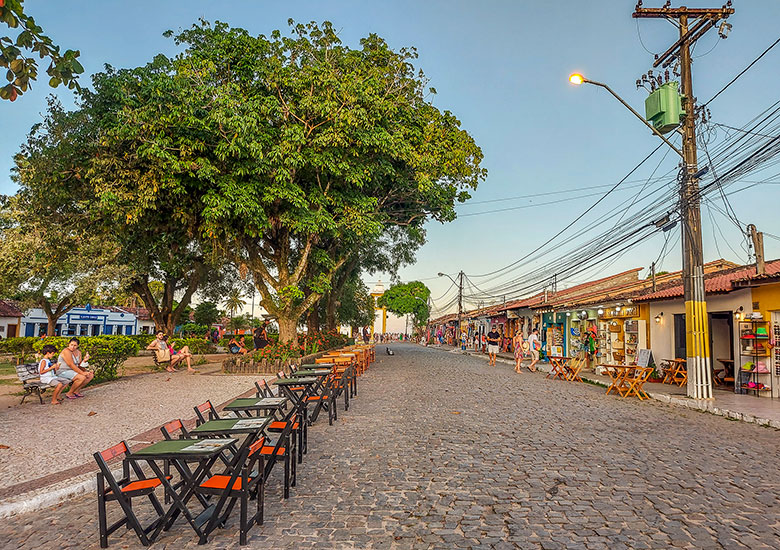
[{"left": 644, "top": 81, "right": 685, "bottom": 134}]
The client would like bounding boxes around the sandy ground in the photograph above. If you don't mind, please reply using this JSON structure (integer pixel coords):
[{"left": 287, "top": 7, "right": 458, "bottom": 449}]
[{"left": 0, "top": 355, "right": 267, "bottom": 489}]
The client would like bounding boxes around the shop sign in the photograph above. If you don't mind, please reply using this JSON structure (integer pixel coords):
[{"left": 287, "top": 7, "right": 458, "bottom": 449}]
[
  {"left": 506, "top": 310, "right": 520, "bottom": 319},
  {"left": 602, "top": 305, "right": 639, "bottom": 319}
]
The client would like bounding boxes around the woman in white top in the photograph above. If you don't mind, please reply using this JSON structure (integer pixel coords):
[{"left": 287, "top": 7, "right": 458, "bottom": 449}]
[{"left": 58, "top": 338, "right": 94, "bottom": 399}]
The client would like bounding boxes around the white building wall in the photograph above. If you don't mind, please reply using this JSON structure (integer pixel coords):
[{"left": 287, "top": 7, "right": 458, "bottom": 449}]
[
  {"left": 648, "top": 290, "right": 751, "bottom": 360},
  {"left": 0, "top": 316, "right": 22, "bottom": 338}
]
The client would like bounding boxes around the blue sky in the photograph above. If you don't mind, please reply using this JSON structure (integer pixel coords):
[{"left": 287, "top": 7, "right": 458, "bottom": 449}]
[{"left": 2, "top": 1, "right": 779, "bottom": 316}]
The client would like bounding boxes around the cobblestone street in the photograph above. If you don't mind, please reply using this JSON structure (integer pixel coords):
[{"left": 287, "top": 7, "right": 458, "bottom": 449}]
[{"left": 2, "top": 344, "right": 779, "bottom": 549}]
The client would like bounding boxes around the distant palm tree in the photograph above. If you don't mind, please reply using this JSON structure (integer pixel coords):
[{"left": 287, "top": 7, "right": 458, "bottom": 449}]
[{"left": 224, "top": 290, "right": 246, "bottom": 324}]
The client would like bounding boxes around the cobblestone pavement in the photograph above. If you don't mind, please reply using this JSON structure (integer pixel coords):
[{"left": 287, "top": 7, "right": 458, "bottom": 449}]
[{"left": 1, "top": 344, "right": 778, "bottom": 549}]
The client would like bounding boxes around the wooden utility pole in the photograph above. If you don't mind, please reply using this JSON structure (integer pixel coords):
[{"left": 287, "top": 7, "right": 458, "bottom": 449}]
[
  {"left": 457, "top": 271, "right": 464, "bottom": 331},
  {"left": 633, "top": 1, "right": 734, "bottom": 400},
  {"left": 748, "top": 224, "right": 766, "bottom": 276}
]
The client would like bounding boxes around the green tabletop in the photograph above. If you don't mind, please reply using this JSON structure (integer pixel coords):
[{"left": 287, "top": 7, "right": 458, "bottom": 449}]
[
  {"left": 129, "top": 438, "right": 238, "bottom": 458},
  {"left": 223, "top": 396, "right": 288, "bottom": 410},
  {"left": 274, "top": 376, "right": 317, "bottom": 385},
  {"left": 191, "top": 417, "right": 272, "bottom": 435},
  {"left": 291, "top": 369, "right": 331, "bottom": 377},
  {"left": 310, "top": 362, "right": 335, "bottom": 367}
]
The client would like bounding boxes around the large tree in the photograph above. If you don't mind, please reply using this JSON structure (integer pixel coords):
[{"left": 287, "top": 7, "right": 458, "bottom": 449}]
[{"left": 162, "top": 20, "right": 485, "bottom": 341}]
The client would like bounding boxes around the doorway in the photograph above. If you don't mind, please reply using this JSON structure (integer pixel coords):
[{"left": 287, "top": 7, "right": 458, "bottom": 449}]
[
  {"left": 6, "top": 324, "right": 17, "bottom": 338},
  {"left": 709, "top": 312, "right": 734, "bottom": 389}
]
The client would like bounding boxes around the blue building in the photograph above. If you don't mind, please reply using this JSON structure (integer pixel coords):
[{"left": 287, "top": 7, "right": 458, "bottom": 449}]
[{"left": 21, "top": 306, "right": 142, "bottom": 337}]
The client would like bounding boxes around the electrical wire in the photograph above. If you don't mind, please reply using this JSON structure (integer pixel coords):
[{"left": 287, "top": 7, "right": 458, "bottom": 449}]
[{"left": 702, "top": 35, "right": 780, "bottom": 107}]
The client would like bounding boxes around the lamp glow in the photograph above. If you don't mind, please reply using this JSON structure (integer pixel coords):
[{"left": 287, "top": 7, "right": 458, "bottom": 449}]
[{"left": 569, "top": 73, "right": 584, "bottom": 85}]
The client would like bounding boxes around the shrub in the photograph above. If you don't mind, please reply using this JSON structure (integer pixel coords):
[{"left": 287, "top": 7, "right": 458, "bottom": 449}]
[
  {"left": 128, "top": 334, "right": 156, "bottom": 349},
  {"left": 169, "top": 337, "right": 215, "bottom": 355},
  {"left": 179, "top": 323, "right": 209, "bottom": 336},
  {"left": 0, "top": 337, "right": 38, "bottom": 361},
  {"left": 33, "top": 335, "right": 139, "bottom": 383}
]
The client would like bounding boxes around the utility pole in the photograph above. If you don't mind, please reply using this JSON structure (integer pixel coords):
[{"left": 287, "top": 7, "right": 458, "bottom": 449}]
[
  {"left": 651, "top": 262, "right": 657, "bottom": 292},
  {"left": 457, "top": 271, "right": 464, "bottom": 333},
  {"left": 634, "top": 1, "right": 734, "bottom": 400},
  {"left": 748, "top": 224, "right": 766, "bottom": 275}
]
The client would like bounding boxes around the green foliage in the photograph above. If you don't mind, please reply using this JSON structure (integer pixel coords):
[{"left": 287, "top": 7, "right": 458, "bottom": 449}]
[
  {"left": 0, "top": 335, "right": 37, "bottom": 360},
  {"left": 0, "top": 0, "right": 83, "bottom": 101},
  {"left": 377, "top": 281, "right": 431, "bottom": 325},
  {"left": 32, "top": 335, "right": 139, "bottom": 383},
  {"left": 336, "top": 275, "right": 375, "bottom": 329},
  {"left": 169, "top": 337, "right": 214, "bottom": 355},
  {"left": 193, "top": 301, "right": 220, "bottom": 327},
  {"left": 179, "top": 323, "right": 209, "bottom": 336},
  {"left": 127, "top": 334, "right": 155, "bottom": 349}
]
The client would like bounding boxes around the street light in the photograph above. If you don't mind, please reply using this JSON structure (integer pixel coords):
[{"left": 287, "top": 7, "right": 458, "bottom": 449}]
[
  {"left": 568, "top": 73, "right": 683, "bottom": 158},
  {"left": 569, "top": 71, "right": 711, "bottom": 399}
]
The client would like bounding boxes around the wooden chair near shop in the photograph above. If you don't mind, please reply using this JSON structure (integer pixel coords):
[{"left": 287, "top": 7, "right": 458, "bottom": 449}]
[
  {"left": 622, "top": 366, "right": 653, "bottom": 400},
  {"left": 567, "top": 354, "right": 586, "bottom": 382}
]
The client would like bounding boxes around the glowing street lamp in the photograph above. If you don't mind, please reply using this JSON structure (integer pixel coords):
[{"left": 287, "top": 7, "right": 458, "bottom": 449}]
[{"left": 567, "top": 73, "right": 683, "bottom": 158}]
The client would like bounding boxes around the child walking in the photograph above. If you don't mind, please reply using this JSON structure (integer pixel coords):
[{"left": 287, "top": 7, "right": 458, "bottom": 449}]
[{"left": 39, "top": 344, "right": 70, "bottom": 405}]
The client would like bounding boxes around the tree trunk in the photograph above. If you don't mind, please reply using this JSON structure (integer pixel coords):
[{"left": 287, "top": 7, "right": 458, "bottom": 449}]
[
  {"left": 325, "top": 291, "right": 338, "bottom": 331},
  {"left": 307, "top": 305, "right": 320, "bottom": 334},
  {"left": 277, "top": 316, "right": 298, "bottom": 344},
  {"left": 46, "top": 313, "right": 58, "bottom": 336}
]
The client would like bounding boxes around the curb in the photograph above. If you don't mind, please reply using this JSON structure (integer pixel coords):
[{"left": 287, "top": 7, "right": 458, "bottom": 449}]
[{"left": 460, "top": 349, "right": 780, "bottom": 431}]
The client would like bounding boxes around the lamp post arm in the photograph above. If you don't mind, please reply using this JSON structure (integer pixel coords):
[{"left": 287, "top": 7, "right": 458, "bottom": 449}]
[{"left": 585, "top": 79, "right": 685, "bottom": 159}]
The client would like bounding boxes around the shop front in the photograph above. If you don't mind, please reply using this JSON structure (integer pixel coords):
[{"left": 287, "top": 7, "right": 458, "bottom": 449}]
[
  {"left": 597, "top": 303, "right": 649, "bottom": 366},
  {"left": 644, "top": 290, "right": 750, "bottom": 392}
]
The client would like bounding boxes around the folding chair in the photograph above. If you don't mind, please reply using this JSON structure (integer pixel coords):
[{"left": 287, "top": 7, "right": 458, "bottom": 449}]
[
  {"left": 623, "top": 366, "right": 653, "bottom": 400},
  {"left": 306, "top": 374, "right": 336, "bottom": 425},
  {"left": 194, "top": 437, "right": 267, "bottom": 545},
  {"left": 259, "top": 415, "right": 297, "bottom": 499},
  {"left": 194, "top": 400, "right": 222, "bottom": 425},
  {"left": 567, "top": 355, "right": 585, "bottom": 382},
  {"left": 257, "top": 379, "right": 306, "bottom": 463},
  {"left": 94, "top": 441, "right": 168, "bottom": 548}
]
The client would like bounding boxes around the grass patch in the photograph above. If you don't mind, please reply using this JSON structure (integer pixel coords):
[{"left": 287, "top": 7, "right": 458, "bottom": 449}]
[
  {"left": 0, "top": 362, "right": 17, "bottom": 376},
  {"left": 582, "top": 377, "right": 608, "bottom": 389},
  {"left": 0, "top": 378, "right": 20, "bottom": 386}
]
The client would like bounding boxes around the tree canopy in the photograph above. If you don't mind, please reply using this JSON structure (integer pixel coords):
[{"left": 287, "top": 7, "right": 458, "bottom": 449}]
[
  {"left": 377, "top": 281, "right": 431, "bottom": 326},
  {"left": 4, "top": 20, "right": 484, "bottom": 340}
]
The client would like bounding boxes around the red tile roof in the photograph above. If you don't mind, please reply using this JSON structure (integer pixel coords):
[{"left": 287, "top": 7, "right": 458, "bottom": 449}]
[
  {"left": 0, "top": 300, "right": 23, "bottom": 318},
  {"left": 634, "top": 260, "right": 780, "bottom": 301}
]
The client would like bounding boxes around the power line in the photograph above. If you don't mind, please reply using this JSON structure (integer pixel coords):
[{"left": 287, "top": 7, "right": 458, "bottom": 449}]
[{"left": 702, "top": 35, "right": 780, "bottom": 107}]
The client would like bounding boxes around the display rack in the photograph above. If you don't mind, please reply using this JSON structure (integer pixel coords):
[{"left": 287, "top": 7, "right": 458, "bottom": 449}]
[
  {"left": 737, "top": 319, "right": 772, "bottom": 397},
  {"left": 623, "top": 319, "right": 647, "bottom": 365}
]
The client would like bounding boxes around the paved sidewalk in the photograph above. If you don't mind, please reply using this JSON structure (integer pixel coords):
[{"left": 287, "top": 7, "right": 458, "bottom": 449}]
[
  {"left": 1, "top": 343, "right": 778, "bottom": 549},
  {"left": 458, "top": 346, "right": 780, "bottom": 429}
]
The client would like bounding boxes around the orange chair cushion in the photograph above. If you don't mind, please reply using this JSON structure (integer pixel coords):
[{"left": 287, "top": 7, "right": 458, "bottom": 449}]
[
  {"left": 260, "top": 446, "right": 286, "bottom": 455},
  {"left": 199, "top": 474, "right": 253, "bottom": 491},
  {"left": 268, "top": 421, "right": 299, "bottom": 430},
  {"left": 119, "top": 476, "right": 170, "bottom": 493},
  {"left": 305, "top": 396, "right": 324, "bottom": 401}
]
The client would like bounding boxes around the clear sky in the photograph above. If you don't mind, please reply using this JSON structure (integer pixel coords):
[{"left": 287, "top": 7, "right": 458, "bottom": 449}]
[{"left": 2, "top": 1, "right": 779, "bottom": 322}]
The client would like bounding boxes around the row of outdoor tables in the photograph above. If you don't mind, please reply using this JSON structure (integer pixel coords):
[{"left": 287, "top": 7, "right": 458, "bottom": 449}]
[{"left": 95, "top": 343, "right": 375, "bottom": 547}]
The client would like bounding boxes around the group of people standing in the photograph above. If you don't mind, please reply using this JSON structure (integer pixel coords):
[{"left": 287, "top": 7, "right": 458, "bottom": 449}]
[{"left": 481, "top": 326, "right": 541, "bottom": 373}]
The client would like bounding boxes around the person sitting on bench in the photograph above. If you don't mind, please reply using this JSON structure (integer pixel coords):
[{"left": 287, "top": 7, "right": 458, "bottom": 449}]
[{"left": 39, "top": 344, "right": 70, "bottom": 405}]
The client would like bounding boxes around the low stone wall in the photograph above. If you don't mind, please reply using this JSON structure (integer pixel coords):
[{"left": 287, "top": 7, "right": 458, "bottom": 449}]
[{"left": 221, "top": 349, "right": 329, "bottom": 375}]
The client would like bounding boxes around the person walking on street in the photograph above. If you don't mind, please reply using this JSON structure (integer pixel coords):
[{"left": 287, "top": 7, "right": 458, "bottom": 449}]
[
  {"left": 512, "top": 328, "right": 525, "bottom": 373},
  {"left": 486, "top": 325, "right": 500, "bottom": 367},
  {"left": 527, "top": 328, "right": 541, "bottom": 372}
]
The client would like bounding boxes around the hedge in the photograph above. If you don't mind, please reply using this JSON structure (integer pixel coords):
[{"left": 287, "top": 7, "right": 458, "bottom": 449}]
[{"left": 32, "top": 335, "right": 139, "bottom": 383}]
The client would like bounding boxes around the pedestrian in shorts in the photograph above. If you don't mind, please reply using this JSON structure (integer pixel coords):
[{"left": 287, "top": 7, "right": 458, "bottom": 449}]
[{"left": 486, "top": 325, "right": 500, "bottom": 367}]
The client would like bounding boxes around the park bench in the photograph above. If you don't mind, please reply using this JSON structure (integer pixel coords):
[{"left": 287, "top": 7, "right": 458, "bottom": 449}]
[{"left": 15, "top": 362, "right": 48, "bottom": 404}]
